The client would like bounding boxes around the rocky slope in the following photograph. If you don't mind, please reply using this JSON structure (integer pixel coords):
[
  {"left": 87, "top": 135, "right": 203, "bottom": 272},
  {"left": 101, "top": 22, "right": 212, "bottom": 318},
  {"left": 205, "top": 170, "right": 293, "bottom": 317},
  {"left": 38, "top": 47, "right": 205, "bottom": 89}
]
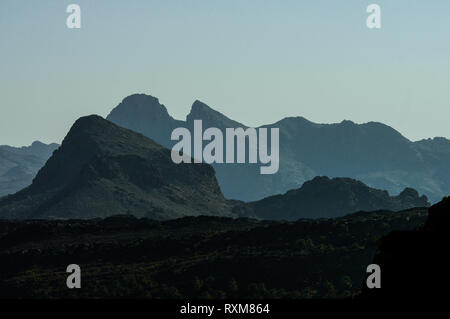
[{"left": 0, "top": 115, "right": 233, "bottom": 220}]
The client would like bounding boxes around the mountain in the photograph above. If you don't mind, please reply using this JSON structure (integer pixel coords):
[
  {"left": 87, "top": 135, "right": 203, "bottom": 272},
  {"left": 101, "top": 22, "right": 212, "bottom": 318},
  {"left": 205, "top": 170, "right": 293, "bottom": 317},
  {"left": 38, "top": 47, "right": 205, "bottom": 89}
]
[
  {"left": 0, "top": 112, "right": 429, "bottom": 221},
  {"left": 187, "top": 100, "right": 245, "bottom": 129},
  {"left": 233, "top": 176, "right": 429, "bottom": 220},
  {"left": 107, "top": 93, "right": 450, "bottom": 202},
  {"left": 0, "top": 141, "right": 59, "bottom": 198},
  {"left": 361, "top": 196, "right": 450, "bottom": 299},
  {"left": 0, "top": 115, "right": 233, "bottom": 220},
  {"left": 106, "top": 94, "right": 183, "bottom": 149}
]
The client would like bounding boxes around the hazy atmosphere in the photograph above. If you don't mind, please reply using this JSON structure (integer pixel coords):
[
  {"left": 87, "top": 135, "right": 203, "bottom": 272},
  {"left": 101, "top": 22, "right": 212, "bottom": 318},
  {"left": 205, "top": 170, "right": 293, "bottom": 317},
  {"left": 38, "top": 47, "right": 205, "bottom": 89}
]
[
  {"left": 1, "top": 1, "right": 449, "bottom": 303},
  {"left": 1, "top": 0, "right": 450, "bottom": 146}
]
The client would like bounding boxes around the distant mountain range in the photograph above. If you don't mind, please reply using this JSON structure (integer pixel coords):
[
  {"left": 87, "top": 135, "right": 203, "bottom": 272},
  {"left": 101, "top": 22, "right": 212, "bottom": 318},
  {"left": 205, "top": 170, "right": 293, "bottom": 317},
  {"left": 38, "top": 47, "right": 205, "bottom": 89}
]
[
  {"left": 0, "top": 114, "right": 429, "bottom": 220},
  {"left": 235, "top": 176, "right": 429, "bottom": 220},
  {"left": 0, "top": 141, "right": 59, "bottom": 197},
  {"left": 107, "top": 94, "right": 450, "bottom": 203}
]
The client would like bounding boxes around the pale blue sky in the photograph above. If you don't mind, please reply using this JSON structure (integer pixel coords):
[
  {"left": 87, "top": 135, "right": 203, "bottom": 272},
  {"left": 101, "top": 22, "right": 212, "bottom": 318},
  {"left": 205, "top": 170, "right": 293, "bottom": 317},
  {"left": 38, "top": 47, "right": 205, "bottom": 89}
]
[{"left": 1, "top": 0, "right": 449, "bottom": 146}]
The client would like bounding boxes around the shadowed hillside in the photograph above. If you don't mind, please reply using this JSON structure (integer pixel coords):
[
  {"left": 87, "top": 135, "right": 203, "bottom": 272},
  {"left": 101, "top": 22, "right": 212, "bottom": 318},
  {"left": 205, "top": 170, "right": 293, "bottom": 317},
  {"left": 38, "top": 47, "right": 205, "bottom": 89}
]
[{"left": 0, "top": 115, "right": 233, "bottom": 220}]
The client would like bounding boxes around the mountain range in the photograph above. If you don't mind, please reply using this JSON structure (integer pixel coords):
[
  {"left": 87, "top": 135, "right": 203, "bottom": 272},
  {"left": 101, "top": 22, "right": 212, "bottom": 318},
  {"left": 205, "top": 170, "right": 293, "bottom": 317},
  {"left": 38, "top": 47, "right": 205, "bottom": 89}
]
[
  {"left": 236, "top": 176, "right": 429, "bottom": 220},
  {"left": 107, "top": 94, "right": 450, "bottom": 203},
  {"left": 0, "top": 141, "right": 59, "bottom": 197},
  {"left": 0, "top": 115, "right": 429, "bottom": 220}
]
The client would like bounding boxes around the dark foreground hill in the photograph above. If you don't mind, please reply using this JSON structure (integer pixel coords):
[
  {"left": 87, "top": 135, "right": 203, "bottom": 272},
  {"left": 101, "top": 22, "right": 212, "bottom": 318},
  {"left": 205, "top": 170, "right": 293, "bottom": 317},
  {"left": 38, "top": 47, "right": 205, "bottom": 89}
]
[
  {"left": 107, "top": 93, "right": 450, "bottom": 202},
  {"left": 361, "top": 196, "right": 450, "bottom": 299},
  {"left": 0, "top": 115, "right": 233, "bottom": 220},
  {"left": 0, "top": 208, "right": 427, "bottom": 298},
  {"left": 238, "top": 176, "right": 429, "bottom": 220},
  {"left": 0, "top": 141, "right": 59, "bottom": 197}
]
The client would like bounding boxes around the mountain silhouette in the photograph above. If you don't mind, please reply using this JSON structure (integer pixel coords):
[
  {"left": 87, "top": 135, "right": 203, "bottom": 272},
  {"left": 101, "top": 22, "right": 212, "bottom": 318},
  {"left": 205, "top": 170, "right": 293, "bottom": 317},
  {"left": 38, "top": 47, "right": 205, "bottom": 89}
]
[
  {"left": 234, "top": 176, "right": 429, "bottom": 220},
  {"left": 0, "top": 141, "right": 59, "bottom": 197},
  {"left": 0, "top": 115, "right": 233, "bottom": 220},
  {"left": 106, "top": 93, "right": 450, "bottom": 202},
  {"left": 106, "top": 94, "right": 183, "bottom": 149},
  {"left": 0, "top": 115, "right": 429, "bottom": 220}
]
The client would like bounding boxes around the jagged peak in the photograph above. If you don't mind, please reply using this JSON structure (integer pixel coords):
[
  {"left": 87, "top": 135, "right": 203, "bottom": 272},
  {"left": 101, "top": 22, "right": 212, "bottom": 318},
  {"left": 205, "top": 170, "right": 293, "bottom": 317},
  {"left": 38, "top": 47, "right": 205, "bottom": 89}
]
[
  {"left": 191, "top": 99, "right": 214, "bottom": 111},
  {"left": 188, "top": 100, "right": 224, "bottom": 118},
  {"left": 187, "top": 100, "right": 245, "bottom": 127}
]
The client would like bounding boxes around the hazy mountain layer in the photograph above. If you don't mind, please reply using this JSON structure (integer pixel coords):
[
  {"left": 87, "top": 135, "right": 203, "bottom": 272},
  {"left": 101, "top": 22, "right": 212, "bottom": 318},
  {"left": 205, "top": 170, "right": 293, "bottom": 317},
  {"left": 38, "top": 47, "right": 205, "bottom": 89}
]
[
  {"left": 0, "top": 141, "right": 59, "bottom": 198},
  {"left": 0, "top": 113, "right": 428, "bottom": 221},
  {"left": 107, "top": 94, "right": 450, "bottom": 202},
  {"left": 235, "top": 176, "right": 429, "bottom": 220}
]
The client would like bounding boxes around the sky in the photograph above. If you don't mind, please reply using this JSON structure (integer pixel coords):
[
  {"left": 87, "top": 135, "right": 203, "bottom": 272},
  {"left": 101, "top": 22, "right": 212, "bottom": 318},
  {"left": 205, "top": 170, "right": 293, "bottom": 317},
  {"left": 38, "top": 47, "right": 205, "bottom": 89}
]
[{"left": 1, "top": 0, "right": 450, "bottom": 146}]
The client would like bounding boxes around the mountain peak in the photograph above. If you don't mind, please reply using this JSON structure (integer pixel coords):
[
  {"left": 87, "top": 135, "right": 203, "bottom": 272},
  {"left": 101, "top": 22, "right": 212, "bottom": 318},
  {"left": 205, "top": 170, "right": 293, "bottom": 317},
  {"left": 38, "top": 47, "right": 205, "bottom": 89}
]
[
  {"left": 187, "top": 100, "right": 245, "bottom": 128},
  {"left": 123, "top": 93, "right": 160, "bottom": 103},
  {"left": 71, "top": 114, "right": 105, "bottom": 129},
  {"left": 65, "top": 115, "right": 125, "bottom": 147},
  {"left": 103, "top": 93, "right": 450, "bottom": 203},
  {"left": 191, "top": 99, "right": 213, "bottom": 111},
  {"left": 340, "top": 119, "right": 355, "bottom": 125},
  {"left": 27, "top": 140, "right": 59, "bottom": 151},
  {"left": 106, "top": 94, "right": 183, "bottom": 148},
  {"left": 31, "top": 141, "right": 45, "bottom": 147},
  {"left": 187, "top": 100, "right": 222, "bottom": 119},
  {"left": 0, "top": 115, "right": 232, "bottom": 220},
  {"left": 119, "top": 93, "right": 163, "bottom": 109},
  {"left": 107, "top": 94, "right": 170, "bottom": 120}
]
